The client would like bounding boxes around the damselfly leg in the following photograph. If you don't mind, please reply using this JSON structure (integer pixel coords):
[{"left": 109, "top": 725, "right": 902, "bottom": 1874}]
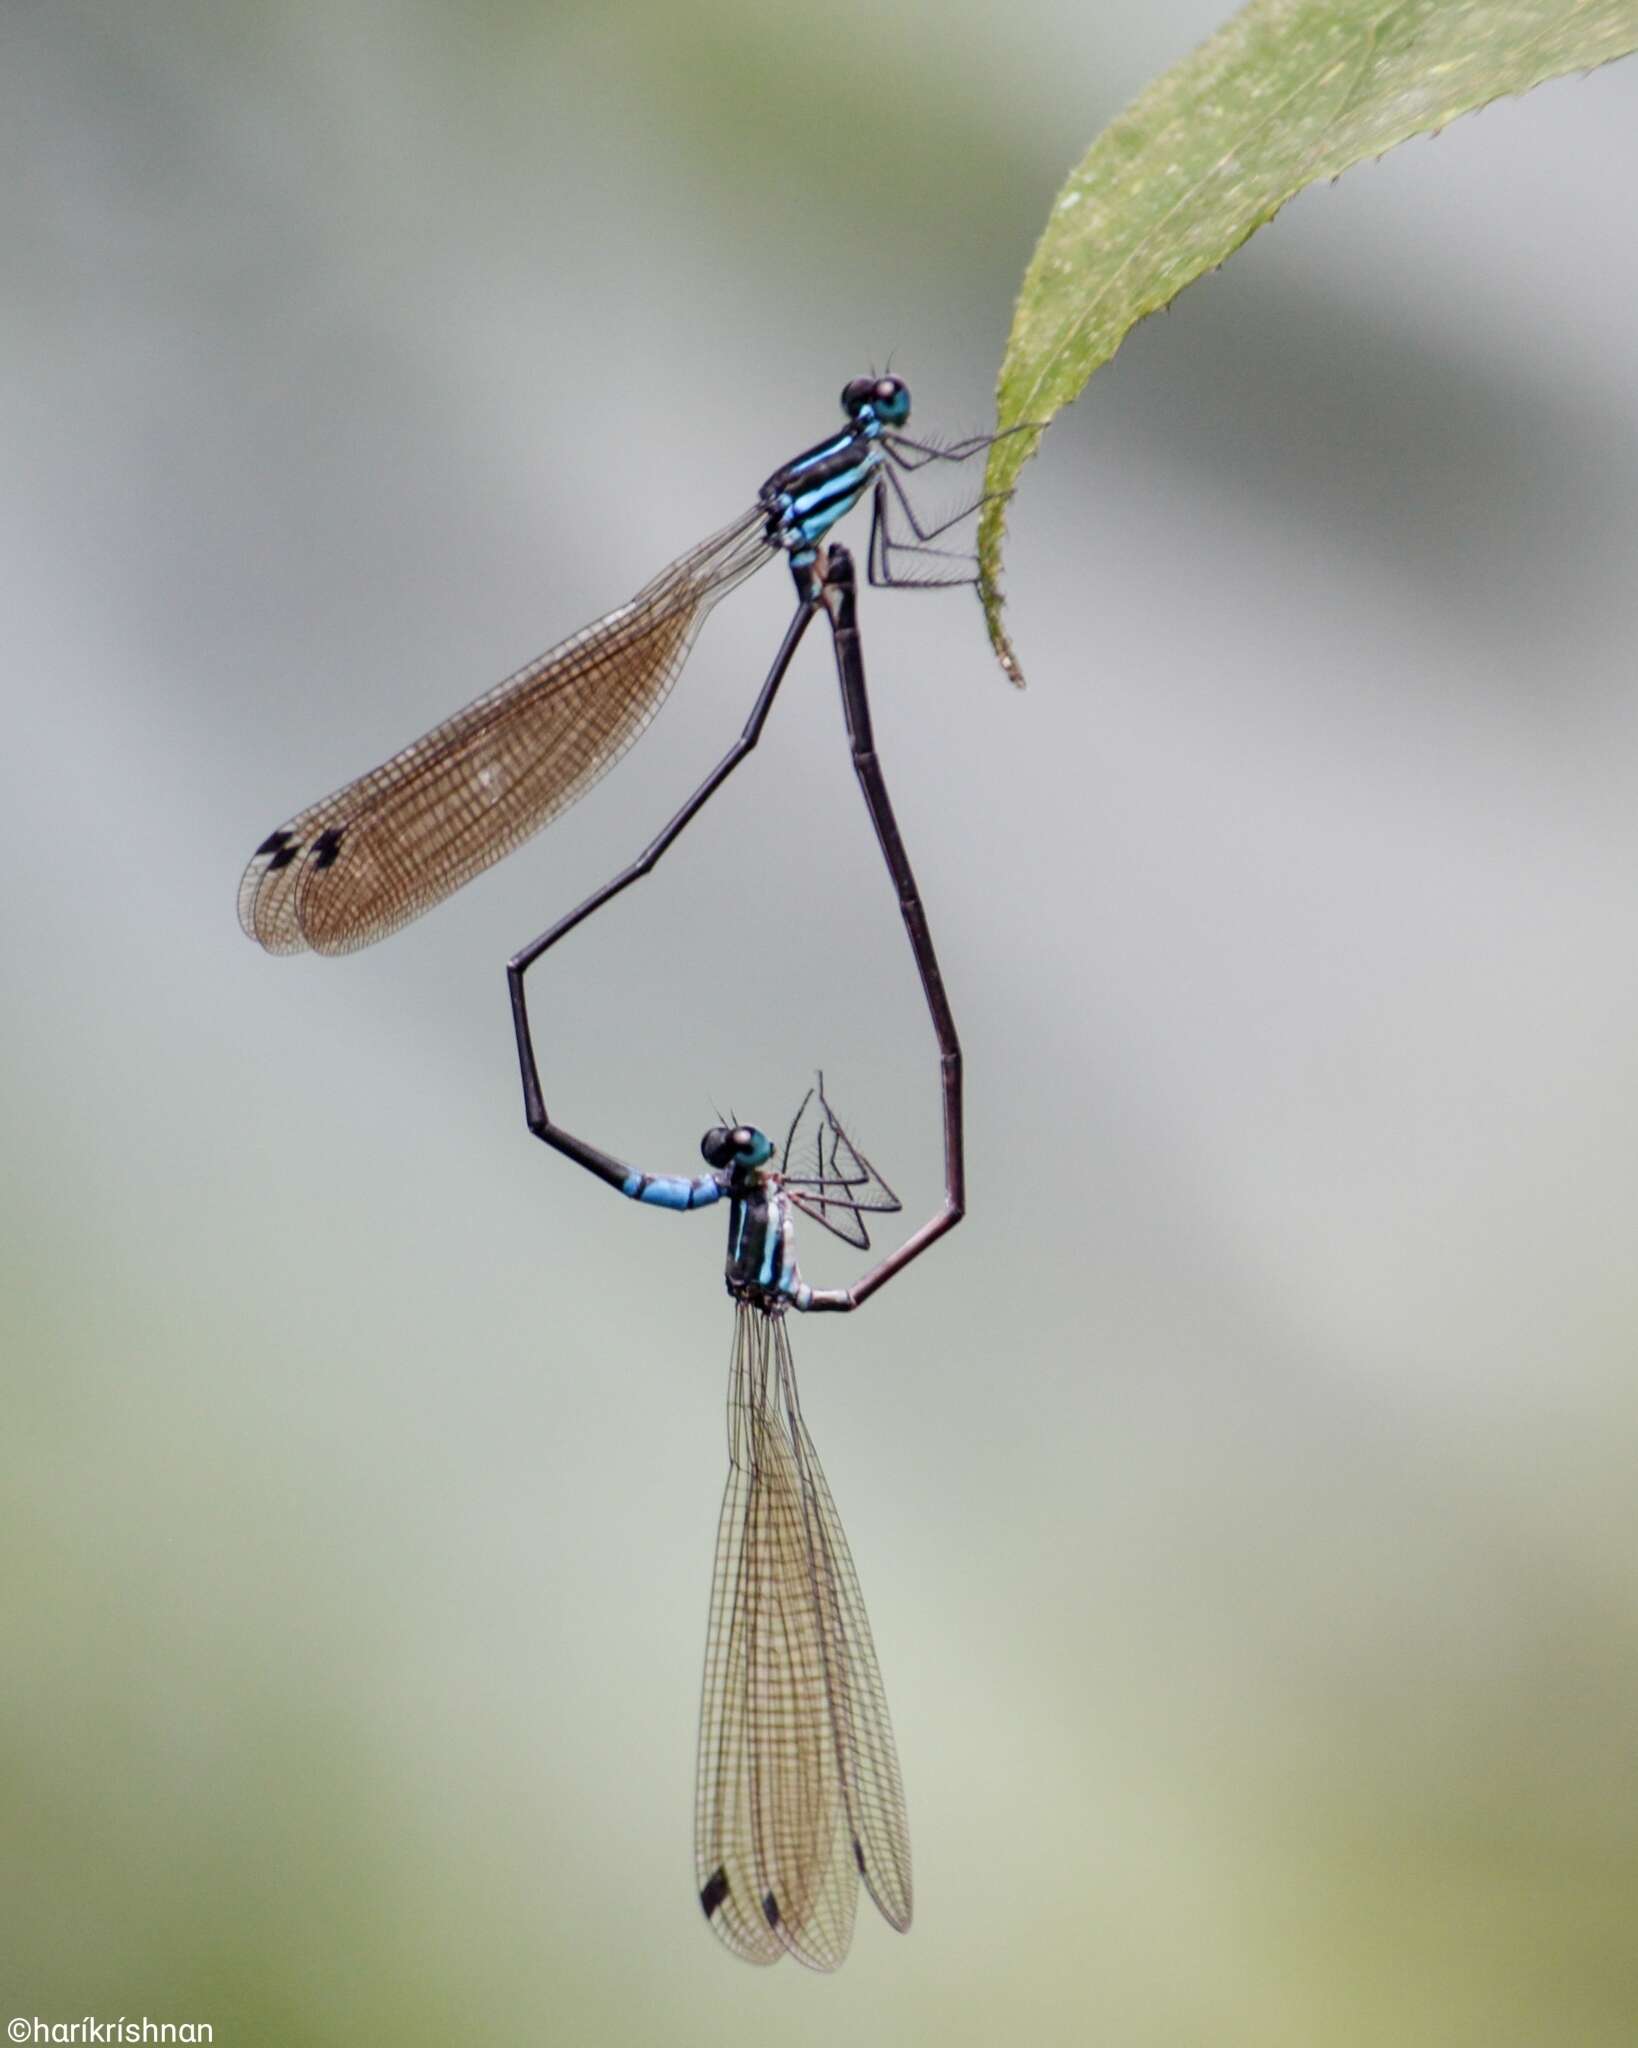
[
  {"left": 877, "top": 430, "right": 1008, "bottom": 470},
  {"left": 867, "top": 420, "right": 1034, "bottom": 591}
]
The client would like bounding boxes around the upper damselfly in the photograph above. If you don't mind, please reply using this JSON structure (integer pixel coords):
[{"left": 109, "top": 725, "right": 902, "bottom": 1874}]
[{"left": 239, "top": 375, "right": 1013, "bottom": 957}]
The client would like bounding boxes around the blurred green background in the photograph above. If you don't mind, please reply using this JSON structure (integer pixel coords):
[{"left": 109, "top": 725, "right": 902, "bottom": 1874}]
[{"left": 5, "top": 2, "right": 1637, "bottom": 2041}]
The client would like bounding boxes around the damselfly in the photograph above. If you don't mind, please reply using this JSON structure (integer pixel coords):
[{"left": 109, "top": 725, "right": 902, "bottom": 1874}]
[
  {"left": 509, "top": 545, "right": 962, "bottom": 1964},
  {"left": 699, "top": 1095, "right": 909, "bottom": 1968},
  {"left": 543, "top": 1083, "right": 926, "bottom": 1969},
  {"left": 239, "top": 375, "right": 1013, "bottom": 957}
]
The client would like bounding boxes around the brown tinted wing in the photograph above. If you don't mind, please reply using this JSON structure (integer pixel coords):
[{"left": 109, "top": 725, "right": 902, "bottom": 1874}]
[{"left": 239, "top": 508, "right": 771, "bottom": 955}]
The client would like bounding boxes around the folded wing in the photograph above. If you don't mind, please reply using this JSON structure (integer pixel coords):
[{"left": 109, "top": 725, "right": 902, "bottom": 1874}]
[
  {"left": 695, "top": 1306, "right": 910, "bottom": 1971},
  {"left": 239, "top": 508, "right": 770, "bottom": 955}
]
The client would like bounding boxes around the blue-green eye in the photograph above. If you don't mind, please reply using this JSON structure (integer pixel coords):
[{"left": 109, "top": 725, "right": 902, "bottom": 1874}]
[{"left": 873, "top": 378, "right": 910, "bottom": 425}]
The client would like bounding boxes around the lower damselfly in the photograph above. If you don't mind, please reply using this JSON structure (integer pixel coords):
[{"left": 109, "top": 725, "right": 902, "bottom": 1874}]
[
  {"left": 698, "top": 1101, "right": 910, "bottom": 1969},
  {"left": 239, "top": 375, "right": 1017, "bottom": 957},
  {"left": 522, "top": 1086, "right": 932, "bottom": 1970},
  {"left": 509, "top": 544, "right": 962, "bottom": 1963}
]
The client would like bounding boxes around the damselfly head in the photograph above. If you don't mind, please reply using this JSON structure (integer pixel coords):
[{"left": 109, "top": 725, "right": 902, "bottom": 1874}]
[
  {"left": 841, "top": 374, "right": 911, "bottom": 428},
  {"left": 701, "top": 1124, "right": 774, "bottom": 1174}
]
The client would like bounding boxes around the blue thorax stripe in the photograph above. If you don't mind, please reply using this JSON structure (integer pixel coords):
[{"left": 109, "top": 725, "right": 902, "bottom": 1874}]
[
  {"left": 789, "top": 453, "right": 877, "bottom": 521},
  {"left": 757, "top": 1215, "right": 778, "bottom": 1290},
  {"left": 785, "top": 431, "right": 856, "bottom": 478}
]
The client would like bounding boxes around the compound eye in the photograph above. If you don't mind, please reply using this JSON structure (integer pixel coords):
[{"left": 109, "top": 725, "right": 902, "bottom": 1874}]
[
  {"left": 871, "top": 376, "right": 909, "bottom": 423},
  {"left": 731, "top": 1127, "right": 755, "bottom": 1152},
  {"left": 841, "top": 375, "right": 875, "bottom": 416}
]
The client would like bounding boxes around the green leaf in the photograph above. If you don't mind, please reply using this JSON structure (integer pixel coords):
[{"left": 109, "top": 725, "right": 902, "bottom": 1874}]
[{"left": 978, "top": 0, "right": 1638, "bottom": 683}]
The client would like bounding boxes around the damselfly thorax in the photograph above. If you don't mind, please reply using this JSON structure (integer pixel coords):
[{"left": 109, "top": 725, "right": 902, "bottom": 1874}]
[
  {"left": 722, "top": 1174, "right": 803, "bottom": 1310},
  {"left": 758, "top": 375, "right": 906, "bottom": 571}
]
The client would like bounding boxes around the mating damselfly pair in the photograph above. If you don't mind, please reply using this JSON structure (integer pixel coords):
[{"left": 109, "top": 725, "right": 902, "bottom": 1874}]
[{"left": 241, "top": 376, "right": 1010, "bottom": 1966}]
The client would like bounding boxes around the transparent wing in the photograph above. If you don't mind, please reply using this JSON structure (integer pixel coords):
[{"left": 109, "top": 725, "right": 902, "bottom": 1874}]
[
  {"left": 746, "top": 1318, "right": 859, "bottom": 1968},
  {"left": 780, "top": 1075, "right": 901, "bottom": 1250},
  {"left": 239, "top": 507, "right": 772, "bottom": 955},
  {"left": 695, "top": 1307, "right": 787, "bottom": 1966},
  {"left": 695, "top": 1307, "right": 909, "bottom": 1972},
  {"left": 780, "top": 1328, "right": 912, "bottom": 1934}
]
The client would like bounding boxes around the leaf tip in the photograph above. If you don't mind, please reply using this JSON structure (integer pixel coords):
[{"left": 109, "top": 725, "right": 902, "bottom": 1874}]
[{"left": 977, "top": 577, "right": 1027, "bottom": 688}]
